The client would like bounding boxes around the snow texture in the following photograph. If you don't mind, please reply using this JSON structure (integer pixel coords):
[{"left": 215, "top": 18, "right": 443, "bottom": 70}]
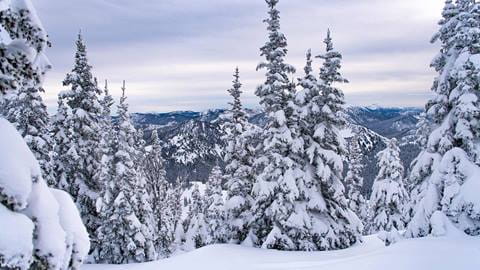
[{"left": 82, "top": 233, "right": 480, "bottom": 270}]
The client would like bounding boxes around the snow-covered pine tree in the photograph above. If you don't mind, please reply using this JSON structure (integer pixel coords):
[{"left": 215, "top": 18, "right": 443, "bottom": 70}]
[
  {"left": 310, "top": 31, "right": 362, "bottom": 248},
  {"left": 183, "top": 183, "right": 208, "bottom": 250},
  {"left": 51, "top": 93, "right": 76, "bottom": 192},
  {"left": 160, "top": 181, "right": 182, "bottom": 256},
  {"left": 0, "top": 0, "right": 54, "bottom": 187},
  {"left": 295, "top": 38, "right": 361, "bottom": 251},
  {"left": 135, "top": 175, "right": 158, "bottom": 260},
  {"left": 0, "top": 1, "right": 90, "bottom": 269},
  {"left": 99, "top": 80, "right": 115, "bottom": 174},
  {"left": 249, "top": 0, "right": 310, "bottom": 251},
  {"left": 368, "top": 139, "right": 408, "bottom": 234},
  {"left": 144, "top": 129, "right": 169, "bottom": 254},
  {"left": 96, "top": 80, "right": 115, "bottom": 204},
  {"left": 133, "top": 131, "right": 158, "bottom": 260},
  {"left": 345, "top": 136, "right": 368, "bottom": 224},
  {"left": 406, "top": 0, "right": 480, "bottom": 237},
  {"left": 204, "top": 165, "right": 227, "bottom": 244},
  {"left": 61, "top": 32, "right": 105, "bottom": 247},
  {"left": 90, "top": 80, "right": 116, "bottom": 260},
  {"left": 130, "top": 119, "right": 158, "bottom": 258},
  {"left": 96, "top": 82, "right": 156, "bottom": 263},
  {"left": 3, "top": 83, "right": 55, "bottom": 186},
  {"left": 144, "top": 130, "right": 167, "bottom": 194},
  {"left": 0, "top": 0, "right": 49, "bottom": 96},
  {"left": 223, "top": 68, "right": 259, "bottom": 244}
]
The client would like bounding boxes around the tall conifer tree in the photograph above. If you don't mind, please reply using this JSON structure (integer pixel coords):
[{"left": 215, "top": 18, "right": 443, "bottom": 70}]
[
  {"left": 407, "top": 0, "right": 480, "bottom": 237},
  {"left": 368, "top": 139, "right": 408, "bottom": 234},
  {"left": 96, "top": 82, "right": 156, "bottom": 263},
  {"left": 249, "top": 0, "right": 311, "bottom": 250},
  {"left": 61, "top": 33, "right": 105, "bottom": 247},
  {"left": 223, "top": 68, "right": 259, "bottom": 244}
]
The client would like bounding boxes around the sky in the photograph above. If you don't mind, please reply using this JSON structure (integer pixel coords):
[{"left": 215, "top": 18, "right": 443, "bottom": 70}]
[{"left": 35, "top": 0, "right": 445, "bottom": 113}]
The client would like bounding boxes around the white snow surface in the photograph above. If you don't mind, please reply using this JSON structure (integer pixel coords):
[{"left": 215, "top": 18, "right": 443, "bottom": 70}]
[
  {"left": 0, "top": 203, "right": 34, "bottom": 269},
  {"left": 0, "top": 118, "right": 38, "bottom": 210},
  {"left": 83, "top": 234, "right": 479, "bottom": 270},
  {"left": 0, "top": 118, "right": 90, "bottom": 269},
  {"left": 52, "top": 189, "right": 91, "bottom": 269}
]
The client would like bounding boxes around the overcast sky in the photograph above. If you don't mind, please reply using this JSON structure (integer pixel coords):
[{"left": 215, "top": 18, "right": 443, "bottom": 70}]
[{"left": 35, "top": 0, "right": 444, "bottom": 113}]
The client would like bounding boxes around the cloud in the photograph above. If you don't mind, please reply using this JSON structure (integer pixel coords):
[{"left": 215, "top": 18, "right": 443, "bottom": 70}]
[{"left": 34, "top": 0, "right": 444, "bottom": 112}]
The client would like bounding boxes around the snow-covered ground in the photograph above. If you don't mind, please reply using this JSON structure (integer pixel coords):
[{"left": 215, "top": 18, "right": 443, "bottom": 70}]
[{"left": 83, "top": 234, "right": 480, "bottom": 270}]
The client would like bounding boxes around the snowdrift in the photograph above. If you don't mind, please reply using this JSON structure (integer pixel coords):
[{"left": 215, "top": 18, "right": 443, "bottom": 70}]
[{"left": 83, "top": 234, "right": 480, "bottom": 270}]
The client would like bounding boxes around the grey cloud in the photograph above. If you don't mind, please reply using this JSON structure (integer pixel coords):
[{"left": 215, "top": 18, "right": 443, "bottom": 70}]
[{"left": 34, "top": 0, "right": 445, "bottom": 112}]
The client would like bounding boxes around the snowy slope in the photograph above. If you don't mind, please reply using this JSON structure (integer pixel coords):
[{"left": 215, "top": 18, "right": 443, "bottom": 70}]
[{"left": 83, "top": 234, "right": 479, "bottom": 270}]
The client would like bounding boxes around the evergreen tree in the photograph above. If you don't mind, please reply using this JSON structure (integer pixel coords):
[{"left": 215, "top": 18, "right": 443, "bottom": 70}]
[
  {"left": 249, "top": 0, "right": 309, "bottom": 251},
  {"left": 0, "top": 2, "right": 90, "bottom": 269},
  {"left": 311, "top": 31, "right": 361, "bottom": 248},
  {"left": 295, "top": 38, "right": 361, "bottom": 251},
  {"left": 368, "top": 139, "right": 408, "bottom": 234},
  {"left": 143, "top": 129, "right": 170, "bottom": 255},
  {"left": 96, "top": 82, "right": 156, "bottom": 263},
  {"left": 61, "top": 32, "right": 105, "bottom": 247},
  {"left": 345, "top": 136, "right": 368, "bottom": 224},
  {"left": 0, "top": 2, "right": 54, "bottom": 187},
  {"left": 223, "top": 68, "right": 259, "bottom": 244},
  {"left": 406, "top": 0, "right": 480, "bottom": 237},
  {"left": 183, "top": 183, "right": 208, "bottom": 250},
  {"left": 99, "top": 80, "right": 115, "bottom": 173},
  {"left": 132, "top": 124, "right": 158, "bottom": 260},
  {"left": 205, "top": 165, "right": 227, "bottom": 244},
  {"left": 0, "top": 1, "right": 49, "bottom": 96},
  {"left": 160, "top": 181, "right": 183, "bottom": 256},
  {"left": 4, "top": 83, "right": 55, "bottom": 186},
  {"left": 51, "top": 93, "right": 76, "bottom": 192}
]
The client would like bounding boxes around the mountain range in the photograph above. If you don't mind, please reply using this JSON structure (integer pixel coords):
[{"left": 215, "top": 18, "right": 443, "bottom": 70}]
[{"left": 132, "top": 106, "right": 423, "bottom": 197}]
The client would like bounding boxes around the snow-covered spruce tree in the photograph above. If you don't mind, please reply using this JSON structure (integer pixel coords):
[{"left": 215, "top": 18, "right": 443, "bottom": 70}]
[
  {"left": 205, "top": 165, "right": 228, "bottom": 244},
  {"left": 90, "top": 81, "right": 116, "bottom": 260},
  {"left": 61, "top": 32, "right": 105, "bottom": 247},
  {"left": 249, "top": 0, "right": 310, "bottom": 250},
  {"left": 159, "top": 181, "right": 182, "bottom": 256},
  {"left": 96, "top": 83, "right": 156, "bottom": 263},
  {"left": 3, "top": 83, "right": 55, "bottom": 186},
  {"left": 130, "top": 121, "right": 158, "bottom": 257},
  {"left": 0, "top": 0, "right": 55, "bottom": 186},
  {"left": 0, "top": 1, "right": 89, "bottom": 269},
  {"left": 98, "top": 80, "right": 115, "bottom": 187},
  {"left": 51, "top": 92, "right": 77, "bottom": 192},
  {"left": 223, "top": 67, "right": 259, "bottom": 244},
  {"left": 144, "top": 129, "right": 170, "bottom": 255},
  {"left": 406, "top": 0, "right": 480, "bottom": 237},
  {"left": 368, "top": 139, "right": 408, "bottom": 234},
  {"left": 295, "top": 37, "right": 361, "bottom": 250},
  {"left": 345, "top": 136, "right": 368, "bottom": 224},
  {"left": 97, "top": 80, "right": 115, "bottom": 196},
  {"left": 134, "top": 130, "right": 158, "bottom": 260},
  {"left": 183, "top": 183, "right": 208, "bottom": 250}
]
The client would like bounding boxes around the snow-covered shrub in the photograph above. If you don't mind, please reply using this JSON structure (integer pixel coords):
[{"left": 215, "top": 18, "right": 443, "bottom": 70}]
[
  {"left": 0, "top": 118, "right": 90, "bottom": 269},
  {"left": 377, "top": 229, "right": 402, "bottom": 247}
]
